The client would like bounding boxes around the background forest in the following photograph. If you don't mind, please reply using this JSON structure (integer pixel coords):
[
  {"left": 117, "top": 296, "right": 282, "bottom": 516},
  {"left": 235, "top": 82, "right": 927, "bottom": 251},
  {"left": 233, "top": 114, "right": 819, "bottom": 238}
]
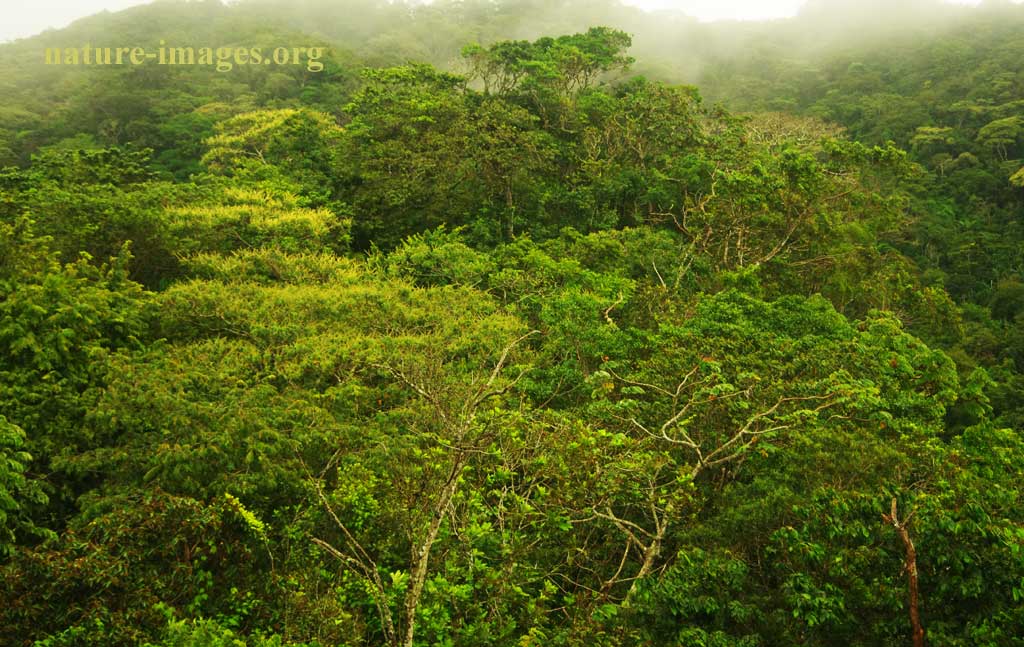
[{"left": 1, "top": 0, "right": 1024, "bottom": 645}]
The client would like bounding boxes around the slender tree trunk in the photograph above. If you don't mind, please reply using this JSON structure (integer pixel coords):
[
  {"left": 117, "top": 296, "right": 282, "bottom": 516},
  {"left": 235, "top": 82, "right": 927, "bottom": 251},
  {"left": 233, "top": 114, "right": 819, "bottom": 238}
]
[
  {"left": 884, "top": 498, "right": 925, "bottom": 647},
  {"left": 625, "top": 531, "right": 662, "bottom": 603},
  {"left": 505, "top": 182, "right": 515, "bottom": 240},
  {"left": 400, "top": 454, "right": 465, "bottom": 647}
]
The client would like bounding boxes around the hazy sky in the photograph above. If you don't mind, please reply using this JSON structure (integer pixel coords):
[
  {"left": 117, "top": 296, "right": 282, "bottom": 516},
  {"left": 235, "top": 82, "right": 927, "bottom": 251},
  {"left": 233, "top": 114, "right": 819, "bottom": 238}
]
[
  {"left": 0, "top": 0, "right": 1007, "bottom": 43},
  {"left": 1, "top": 0, "right": 149, "bottom": 43}
]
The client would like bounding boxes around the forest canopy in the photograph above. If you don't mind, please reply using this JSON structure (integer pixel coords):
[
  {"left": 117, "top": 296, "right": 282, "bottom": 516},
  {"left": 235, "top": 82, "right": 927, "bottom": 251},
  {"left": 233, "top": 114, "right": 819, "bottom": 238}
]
[{"left": 1, "top": 1, "right": 1023, "bottom": 646}]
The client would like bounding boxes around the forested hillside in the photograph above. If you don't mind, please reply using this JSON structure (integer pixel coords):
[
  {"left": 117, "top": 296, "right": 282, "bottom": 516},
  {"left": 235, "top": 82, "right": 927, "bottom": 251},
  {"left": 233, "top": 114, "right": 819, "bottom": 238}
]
[{"left": 1, "top": 1, "right": 1023, "bottom": 645}]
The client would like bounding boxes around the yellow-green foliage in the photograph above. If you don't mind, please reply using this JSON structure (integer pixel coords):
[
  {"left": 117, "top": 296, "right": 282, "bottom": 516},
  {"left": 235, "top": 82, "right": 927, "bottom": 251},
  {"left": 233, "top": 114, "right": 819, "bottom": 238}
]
[
  {"left": 223, "top": 493, "right": 266, "bottom": 537},
  {"left": 217, "top": 186, "right": 303, "bottom": 209},
  {"left": 164, "top": 185, "right": 348, "bottom": 256},
  {"left": 184, "top": 249, "right": 364, "bottom": 285},
  {"left": 1011, "top": 165, "right": 1024, "bottom": 187},
  {"left": 200, "top": 108, "right": 344, "bottom": 205},
  {"left": 204, "top": 110, "right": 301, "bottom": 154},
  {"left": 201, "top": 109, "right": 339, "bottom": 173}
]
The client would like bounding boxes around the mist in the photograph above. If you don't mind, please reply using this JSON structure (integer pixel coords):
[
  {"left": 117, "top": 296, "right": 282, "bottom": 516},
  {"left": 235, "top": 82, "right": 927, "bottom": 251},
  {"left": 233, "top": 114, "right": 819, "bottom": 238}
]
[{"left": 195, "top": 0, "right": 1023, "bottom": 93}]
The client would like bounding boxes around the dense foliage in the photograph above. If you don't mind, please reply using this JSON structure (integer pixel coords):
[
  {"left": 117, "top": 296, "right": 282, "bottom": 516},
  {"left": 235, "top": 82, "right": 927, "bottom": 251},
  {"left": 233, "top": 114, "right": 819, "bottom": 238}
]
[{"left": 1, "top": 1, "right": 1023, "bottom": 645}]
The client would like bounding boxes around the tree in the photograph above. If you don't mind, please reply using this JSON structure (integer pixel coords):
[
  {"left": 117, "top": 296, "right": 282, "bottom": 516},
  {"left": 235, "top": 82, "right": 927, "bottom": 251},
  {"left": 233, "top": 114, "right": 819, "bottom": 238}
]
[
  {"left": 976, "top": 116, "right": 1021, "bottom": 161},
  {"left": 0, "top": 218, "right": 149, "bottom": 527},
  {"left": 338, "top": 64, "right": 476, "bottom": 248},
  {"left": 315, "top": 326, "right": 536, "bottom": 647},
  {"left": 0, "top": 416, "right": 48, "bottom": 558},
  {"left": 202, "top": 109, "right": 344, "bottom": 208}
]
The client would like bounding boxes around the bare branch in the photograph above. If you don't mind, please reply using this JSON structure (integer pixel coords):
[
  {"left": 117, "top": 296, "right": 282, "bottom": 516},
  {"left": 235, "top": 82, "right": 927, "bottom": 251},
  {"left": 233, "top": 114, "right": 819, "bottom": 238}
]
[{"left": 471, "top": 330, "right": 540, "bottom": 408}]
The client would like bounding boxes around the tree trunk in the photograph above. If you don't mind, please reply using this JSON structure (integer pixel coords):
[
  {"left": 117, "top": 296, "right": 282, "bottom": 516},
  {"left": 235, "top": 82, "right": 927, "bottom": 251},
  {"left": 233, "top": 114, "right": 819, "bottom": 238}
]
[
  {"left": 884, "top": 498, "right": 925, "bottom": 647},
  {"left": 505, "top": 182, "right": 515, "bottom": 240},
  {"left": 400, "top": 454, "right": 465, "bottom": 647}
]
